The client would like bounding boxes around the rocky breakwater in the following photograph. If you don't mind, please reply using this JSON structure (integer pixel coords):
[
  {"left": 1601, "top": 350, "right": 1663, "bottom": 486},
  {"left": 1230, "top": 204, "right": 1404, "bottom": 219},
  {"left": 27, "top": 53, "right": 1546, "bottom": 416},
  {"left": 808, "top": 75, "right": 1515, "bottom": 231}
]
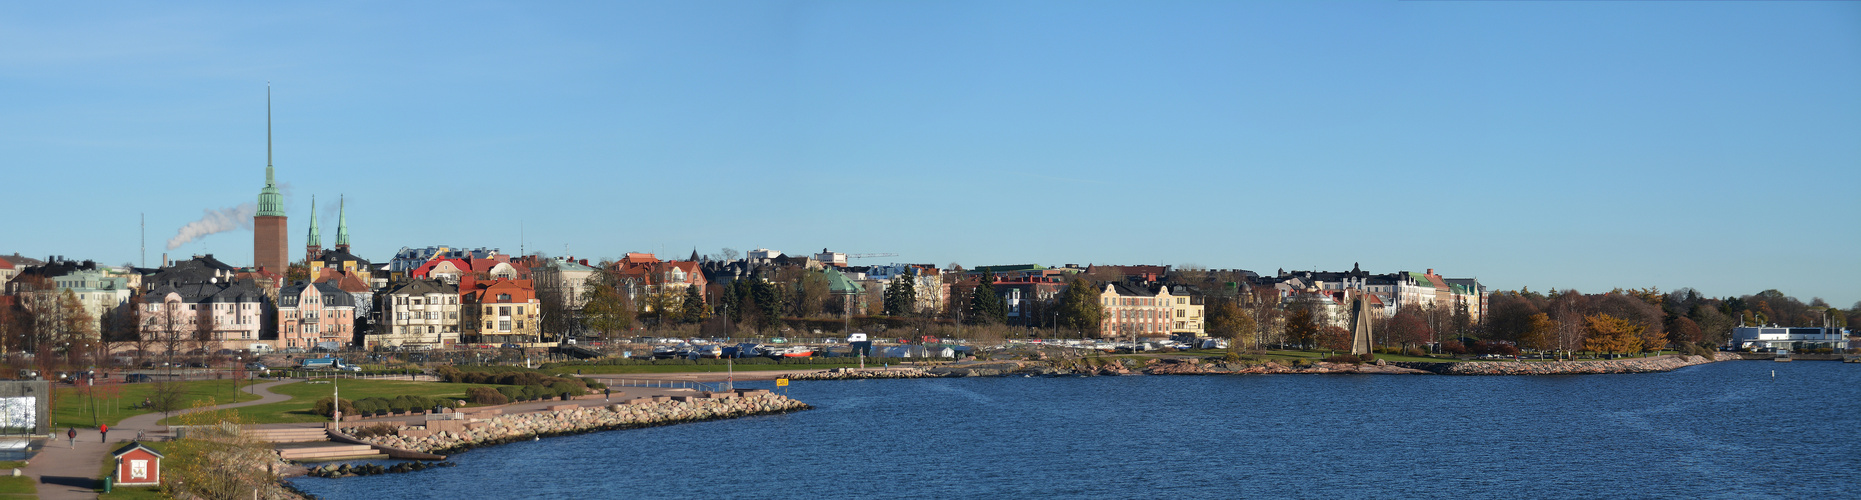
[
  {"left": 790, "top": 367, "right": 940, "bottom": 380},
  {"left": 1141, "top": 358, "right": 1433, "bottom": 375},
  {"left": 357, "top": 391, "right": 811, "bottom": 455},
  {"left": 1394, "top": 353, "right": 1736, "bottom": 375}
]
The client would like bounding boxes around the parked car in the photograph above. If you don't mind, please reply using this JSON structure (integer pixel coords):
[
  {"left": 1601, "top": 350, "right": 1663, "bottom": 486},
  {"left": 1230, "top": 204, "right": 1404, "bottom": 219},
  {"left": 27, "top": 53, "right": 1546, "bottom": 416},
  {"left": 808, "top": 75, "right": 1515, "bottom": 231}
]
[
  {"left": 124, "top": 374, "right": 153, "bottom": 383},
  {"left": 500, "top": 343, "right": 521, "bottom": 349}
]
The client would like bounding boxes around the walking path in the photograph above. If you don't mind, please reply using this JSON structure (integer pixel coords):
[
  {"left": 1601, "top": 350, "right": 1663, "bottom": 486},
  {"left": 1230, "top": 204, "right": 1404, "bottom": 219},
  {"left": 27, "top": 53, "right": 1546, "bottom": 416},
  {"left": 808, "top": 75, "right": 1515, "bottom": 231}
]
[{"left": 22, "top": 380, "right": 295, "bottom": 500}]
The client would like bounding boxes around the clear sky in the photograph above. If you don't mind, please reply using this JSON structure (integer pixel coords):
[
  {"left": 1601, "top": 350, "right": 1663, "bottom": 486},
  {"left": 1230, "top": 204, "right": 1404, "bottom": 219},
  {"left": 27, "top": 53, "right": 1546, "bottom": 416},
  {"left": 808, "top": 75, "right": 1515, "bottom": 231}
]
[{"left": 4, "top": 1, "right": 1857, "bottom": 306}]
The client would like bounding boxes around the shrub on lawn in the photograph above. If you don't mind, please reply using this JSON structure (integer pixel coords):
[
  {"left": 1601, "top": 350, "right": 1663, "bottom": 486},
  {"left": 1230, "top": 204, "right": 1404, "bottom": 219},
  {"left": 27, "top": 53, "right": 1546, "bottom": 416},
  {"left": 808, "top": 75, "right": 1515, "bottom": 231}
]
[
  {"left": 312, "top": 397, "right": 355, "bottom": 418},
  {"left": 466, "top": 387, "right": 508, "bottom": 405},
  {"left": 352, "top": 423, "right": 400, "bottom": 438},
  {"left": 496, "top": 385, "right": 526, "bottom": 402}
]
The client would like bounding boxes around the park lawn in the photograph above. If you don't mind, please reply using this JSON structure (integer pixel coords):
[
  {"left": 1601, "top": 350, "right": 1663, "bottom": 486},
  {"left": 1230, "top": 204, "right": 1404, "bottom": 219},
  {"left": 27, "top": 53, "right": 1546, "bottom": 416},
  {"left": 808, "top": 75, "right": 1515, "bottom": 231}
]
[
  {"left": 96, "top": 441, "right": 169, "bottom": 500},
  {"left": 52, "top": 380, "right": 261, "bottom": 429},
  {"left": 548, "top": 362, "right": 875, "bottom": 375},
  {"left": 205, "top": 379, "right": 504, "bottom": 425},
  {"left": 0, "top": 461, "right": 31, "bottom": 497}
]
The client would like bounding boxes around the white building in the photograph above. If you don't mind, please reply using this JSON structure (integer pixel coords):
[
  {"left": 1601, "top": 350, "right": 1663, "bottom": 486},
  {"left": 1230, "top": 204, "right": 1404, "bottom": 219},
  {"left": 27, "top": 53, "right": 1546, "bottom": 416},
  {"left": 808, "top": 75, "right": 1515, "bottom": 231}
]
[{"left": 1731, "top": 326, "right": 1848, "bottom": 352}]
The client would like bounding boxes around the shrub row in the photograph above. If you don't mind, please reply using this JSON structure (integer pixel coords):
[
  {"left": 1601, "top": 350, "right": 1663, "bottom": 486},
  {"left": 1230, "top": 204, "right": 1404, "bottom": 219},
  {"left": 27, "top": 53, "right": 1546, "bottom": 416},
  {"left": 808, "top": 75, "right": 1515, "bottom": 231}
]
[
  {"left": 311, "top": 395, "right": 463, "bottom": 417},
  {"left": 433, "top": 366, "right": 603, "bottom": 391}
]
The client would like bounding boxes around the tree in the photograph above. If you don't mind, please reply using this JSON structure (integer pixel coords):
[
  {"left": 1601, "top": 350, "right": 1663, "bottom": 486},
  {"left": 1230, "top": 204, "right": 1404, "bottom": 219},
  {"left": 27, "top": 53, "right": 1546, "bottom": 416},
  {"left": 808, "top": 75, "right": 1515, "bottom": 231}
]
[
  {"left": 681, "top": 285, "right": 707, "bottom": 324},
  {"left": 1516, "top": 312, "right": 1556, "bottom": 352},
  {"left": 1583, "top": 313, "right": 1645, "bottom": 356},
  {"left": 791, "top": 271, "right": 830, "bottom": 318},
  {"left": 1054, "top": 277, "right": 1104, "bottom": 337},
  {"left": 1205, "top": 300, "right": 1256, "bottom": 353},
  {"left": 884, "top": 274, "right": 917, "bottom": 317},
  {"left": 966, "top": 270, "right": 1006, "bottom": 325},
  {"left": 580, "top": 269, "right": 634, "bottom": 338},
  {"left": 1319, "top": 326, "right": 1352, "bottom": 351},
  {"left": 1668, "top": 316, "right": 1703, "bottom": 345},
  {"left": 1385, "top": 307, "right": 1432, "bottom": 350},
  {"left": 1285, "top": 307, "right": 1319, "bottom": 350}
]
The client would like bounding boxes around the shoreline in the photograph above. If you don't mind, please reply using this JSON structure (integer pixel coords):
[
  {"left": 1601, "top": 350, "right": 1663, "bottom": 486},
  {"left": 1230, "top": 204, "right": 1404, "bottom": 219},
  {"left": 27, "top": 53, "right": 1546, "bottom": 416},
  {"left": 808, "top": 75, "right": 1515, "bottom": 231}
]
[{"left": 788, "top": 352, "right": 1741, "bottom": 380}]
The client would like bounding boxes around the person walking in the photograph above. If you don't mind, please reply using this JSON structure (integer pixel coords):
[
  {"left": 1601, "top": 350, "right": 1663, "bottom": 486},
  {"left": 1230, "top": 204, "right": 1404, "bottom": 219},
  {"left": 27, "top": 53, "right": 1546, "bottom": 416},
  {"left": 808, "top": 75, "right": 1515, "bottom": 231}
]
[
  {"left": 100, "top": 423, "right": 109, "bottom": 443},
  {"left": 66, "top": 427, "right": 76, "bottom": 448},
  {"left": 604, "top": 387, "right": 611, "bottom": 401}
]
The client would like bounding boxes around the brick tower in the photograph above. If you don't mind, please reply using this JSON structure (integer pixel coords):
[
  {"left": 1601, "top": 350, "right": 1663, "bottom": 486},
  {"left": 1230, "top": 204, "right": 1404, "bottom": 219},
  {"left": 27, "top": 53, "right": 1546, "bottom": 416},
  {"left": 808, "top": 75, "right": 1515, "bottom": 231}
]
[{"left": 253, "top": 86, "right": 288, "bottom": 275}]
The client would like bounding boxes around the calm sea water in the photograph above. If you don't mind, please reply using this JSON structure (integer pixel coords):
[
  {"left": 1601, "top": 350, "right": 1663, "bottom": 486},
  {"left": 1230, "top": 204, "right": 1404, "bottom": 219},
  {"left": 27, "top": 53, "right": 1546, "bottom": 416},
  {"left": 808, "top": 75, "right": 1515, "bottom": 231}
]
[{"left": 290, "top": 361, "right": 1860, "bottom": 499}]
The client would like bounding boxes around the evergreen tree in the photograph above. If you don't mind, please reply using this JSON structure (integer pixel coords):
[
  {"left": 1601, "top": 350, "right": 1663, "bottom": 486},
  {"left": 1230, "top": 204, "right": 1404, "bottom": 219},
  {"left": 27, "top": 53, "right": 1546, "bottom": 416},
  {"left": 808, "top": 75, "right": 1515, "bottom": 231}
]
[
  {"left": 884, "top": 274, "right": 917, "bottom": 317},
  {"left": 967, "top": 270, "right": 1006, "bottom": 325},
  {"left": 1055, "top": 277, "right": 1105, "bottom": 336},
  {"left": 681, "top": 285, "right": 707, "bottom": 324}
]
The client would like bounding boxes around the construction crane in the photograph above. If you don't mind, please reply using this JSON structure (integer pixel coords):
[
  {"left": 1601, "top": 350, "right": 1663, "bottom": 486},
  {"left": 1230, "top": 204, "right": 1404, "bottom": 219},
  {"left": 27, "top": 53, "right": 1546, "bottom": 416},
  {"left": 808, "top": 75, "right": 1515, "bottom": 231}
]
[{"left": 847, "top": 253, "right": 898, "bottom": 260}]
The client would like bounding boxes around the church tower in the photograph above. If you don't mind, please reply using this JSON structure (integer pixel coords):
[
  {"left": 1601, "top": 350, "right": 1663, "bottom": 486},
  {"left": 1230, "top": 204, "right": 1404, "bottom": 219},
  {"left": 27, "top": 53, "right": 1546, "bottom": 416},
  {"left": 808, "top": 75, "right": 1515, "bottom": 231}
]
[
  {"left": 253, "top": 86, "right": 289, "bottom": 276},
  {"left": 305, "top": 195, "right": 322, "bottom": 261},
  {"left": 334, "top": 195, "right": 351, "bottom": 252}
]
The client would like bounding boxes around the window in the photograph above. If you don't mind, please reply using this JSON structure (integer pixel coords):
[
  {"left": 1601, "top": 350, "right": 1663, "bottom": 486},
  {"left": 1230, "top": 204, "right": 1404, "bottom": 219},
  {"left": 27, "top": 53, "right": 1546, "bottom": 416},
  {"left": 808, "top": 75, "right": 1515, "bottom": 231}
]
[
  {"left": 1176, "top": 310, "right": 1185, "bottom": 318},
  {"left": 515, "top": 320, "right": 524, "bottom": 329},
  {"left": 499, "top": 306, "right": 511, "bottom": 316},
  {"left": 516, "top": 306, "right": 524, "bottom": 315},
  {"left": 499, "top": 320, "right": 511, "bottom": 332},
  {"left": 497, "top": 293, "right": 511, "bottom": 302}
]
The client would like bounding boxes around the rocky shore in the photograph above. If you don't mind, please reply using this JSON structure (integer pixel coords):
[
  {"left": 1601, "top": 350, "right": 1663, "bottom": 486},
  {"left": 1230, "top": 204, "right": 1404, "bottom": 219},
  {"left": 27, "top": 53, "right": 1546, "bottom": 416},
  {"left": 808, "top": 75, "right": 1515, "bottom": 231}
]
[
  {"left": 351, "top": 390, "right": 811, "bottom": 455},
  {"left": 788, "top": 353, "right": 1737, "bottom": 379},
  {"left": 1393, "top": 352, "right": 1738, "bottom": 375}
]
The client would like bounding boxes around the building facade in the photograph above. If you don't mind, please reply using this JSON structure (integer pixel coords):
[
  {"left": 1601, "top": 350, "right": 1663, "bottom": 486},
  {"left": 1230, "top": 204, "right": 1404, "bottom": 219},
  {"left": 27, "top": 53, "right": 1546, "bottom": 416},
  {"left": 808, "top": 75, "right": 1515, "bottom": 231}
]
[
  {"left": 276, "top": 281, "right": 355, "bottom": 350},
  {"left": 462, "top": 278, "right": 542, "bottom": 344},
  {"left": 373, "top": 279, "right": 461, "bottom": 348}
]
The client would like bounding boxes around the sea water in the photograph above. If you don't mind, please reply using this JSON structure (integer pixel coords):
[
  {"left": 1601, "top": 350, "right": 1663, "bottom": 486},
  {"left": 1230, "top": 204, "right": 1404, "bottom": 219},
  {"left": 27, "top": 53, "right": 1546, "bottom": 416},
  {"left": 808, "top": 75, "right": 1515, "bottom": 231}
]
[{"left": 290, "top": 360, "right": 1861, "bottom": 499}]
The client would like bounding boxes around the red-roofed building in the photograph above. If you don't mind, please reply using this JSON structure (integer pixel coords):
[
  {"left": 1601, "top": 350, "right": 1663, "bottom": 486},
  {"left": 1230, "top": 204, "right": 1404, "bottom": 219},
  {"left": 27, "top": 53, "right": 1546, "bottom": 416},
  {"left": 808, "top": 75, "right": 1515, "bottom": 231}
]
[{"left": 461, "top": 277, "right": 542, "bottom": 343}]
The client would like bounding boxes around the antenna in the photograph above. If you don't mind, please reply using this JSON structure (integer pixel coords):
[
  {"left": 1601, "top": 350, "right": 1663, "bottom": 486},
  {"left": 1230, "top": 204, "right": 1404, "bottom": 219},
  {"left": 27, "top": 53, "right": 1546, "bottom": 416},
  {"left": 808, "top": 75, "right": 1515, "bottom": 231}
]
[
  {"left": 267, "top": 82, "right": 272, "bottom": 169},
  {"left": 140, "top": 212, "right": 146, "bottom": 268}
]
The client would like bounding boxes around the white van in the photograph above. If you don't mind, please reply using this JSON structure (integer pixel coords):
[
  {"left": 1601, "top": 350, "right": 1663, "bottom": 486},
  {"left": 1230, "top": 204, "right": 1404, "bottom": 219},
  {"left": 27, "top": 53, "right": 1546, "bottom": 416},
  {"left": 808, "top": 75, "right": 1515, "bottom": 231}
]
[
  {"left": 847, "top": 332, "right": 868, "bottom": 343},
  {"left": 249, "top": 343, "right": 274, "bottom": 354}
]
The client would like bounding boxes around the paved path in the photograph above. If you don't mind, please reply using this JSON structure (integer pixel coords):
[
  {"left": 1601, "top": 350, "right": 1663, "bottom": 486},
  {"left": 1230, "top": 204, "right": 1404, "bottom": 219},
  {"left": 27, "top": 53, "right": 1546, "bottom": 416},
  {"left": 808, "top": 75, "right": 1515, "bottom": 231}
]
[{"left": 22, "top": 379, "right": 295, "bottom": 500}]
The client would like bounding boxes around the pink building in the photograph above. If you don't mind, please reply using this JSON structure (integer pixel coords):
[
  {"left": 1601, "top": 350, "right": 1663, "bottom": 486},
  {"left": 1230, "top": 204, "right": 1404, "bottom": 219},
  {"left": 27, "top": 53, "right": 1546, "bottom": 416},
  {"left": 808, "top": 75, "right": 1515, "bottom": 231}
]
[
  {"left": 277, "top": 281, "right": 356, "bottom": 350},
  {"left": 139, "top": 280, "right": 267, "bottom": 352}
]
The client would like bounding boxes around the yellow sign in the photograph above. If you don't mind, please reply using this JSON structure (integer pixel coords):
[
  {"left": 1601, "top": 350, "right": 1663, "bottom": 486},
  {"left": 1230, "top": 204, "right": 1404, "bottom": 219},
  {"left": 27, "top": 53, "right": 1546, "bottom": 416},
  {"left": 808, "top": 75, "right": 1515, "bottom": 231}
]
[{"left": 776, "top": 378, "right": 789, "bottom": 387}]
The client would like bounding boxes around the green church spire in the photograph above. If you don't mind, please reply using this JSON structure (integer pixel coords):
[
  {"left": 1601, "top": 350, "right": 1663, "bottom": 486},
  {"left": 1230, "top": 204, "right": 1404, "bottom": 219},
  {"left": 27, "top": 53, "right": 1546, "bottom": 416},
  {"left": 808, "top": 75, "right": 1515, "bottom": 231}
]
[
  {"left": 306, "top": 195, "right": 322, "bottom": 248},
  {"left": 256, "top": 85, "right": 285, "bottom": 217},
  {"left": 334, "top": 195, "right": 350, "bottom": 249}
]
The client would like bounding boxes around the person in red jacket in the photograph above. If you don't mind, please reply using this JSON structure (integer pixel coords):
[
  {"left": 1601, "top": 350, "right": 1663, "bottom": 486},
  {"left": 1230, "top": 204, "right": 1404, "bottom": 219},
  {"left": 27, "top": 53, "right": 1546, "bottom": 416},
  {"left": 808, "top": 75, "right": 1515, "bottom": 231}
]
[{"left": 100, "top": 424, "right": 108, "bottom": 443}]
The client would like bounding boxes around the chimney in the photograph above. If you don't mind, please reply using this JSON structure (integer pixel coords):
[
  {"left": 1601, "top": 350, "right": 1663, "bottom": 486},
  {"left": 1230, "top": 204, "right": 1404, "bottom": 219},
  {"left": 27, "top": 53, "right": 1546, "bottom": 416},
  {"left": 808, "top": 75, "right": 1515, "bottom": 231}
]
[
  {"left": 1427, "top": 268, "right": 1434, "bottom": 275},
  {"left": 162, "top": 253, "right": 169, "bottom": 268}
]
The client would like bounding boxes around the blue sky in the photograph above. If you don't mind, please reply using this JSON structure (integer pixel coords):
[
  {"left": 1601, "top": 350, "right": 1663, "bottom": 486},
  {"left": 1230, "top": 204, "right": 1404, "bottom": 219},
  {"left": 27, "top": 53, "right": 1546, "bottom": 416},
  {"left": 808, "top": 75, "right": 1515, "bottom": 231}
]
[{"left": 4, "top": 1, "right": 1857, "bottom": 306}]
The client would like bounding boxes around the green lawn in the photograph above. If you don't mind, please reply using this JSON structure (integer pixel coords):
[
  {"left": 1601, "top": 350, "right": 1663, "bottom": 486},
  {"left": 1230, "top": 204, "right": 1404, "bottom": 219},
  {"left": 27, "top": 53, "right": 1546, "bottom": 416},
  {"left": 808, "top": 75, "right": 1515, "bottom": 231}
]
[
  {"left": 53, "top": 380, "right": 261, "bottom": 429},
  {"left": 97, "top": 441, "right": 168, "bottom": 500},
  {"left": 208, "top": 379, "right": 504, "bottom": 425},
  {"left": 0, "top": 461, "right": 31, "bottom": 497}
]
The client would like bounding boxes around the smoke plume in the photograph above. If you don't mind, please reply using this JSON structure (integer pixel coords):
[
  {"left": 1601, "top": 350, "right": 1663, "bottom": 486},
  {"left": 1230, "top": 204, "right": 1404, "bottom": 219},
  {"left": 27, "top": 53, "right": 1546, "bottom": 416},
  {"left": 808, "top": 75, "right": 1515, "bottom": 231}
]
[{"left": 167, "top": 203, "right": 257, "bottom": 250}]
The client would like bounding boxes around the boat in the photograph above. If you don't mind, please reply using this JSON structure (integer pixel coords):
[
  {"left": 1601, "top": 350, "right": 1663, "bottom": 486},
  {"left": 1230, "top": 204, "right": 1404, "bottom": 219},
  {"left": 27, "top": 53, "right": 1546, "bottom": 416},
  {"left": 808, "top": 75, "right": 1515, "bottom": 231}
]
[{"left": 781, "top": 348, "right": 815, "bottom": 358}]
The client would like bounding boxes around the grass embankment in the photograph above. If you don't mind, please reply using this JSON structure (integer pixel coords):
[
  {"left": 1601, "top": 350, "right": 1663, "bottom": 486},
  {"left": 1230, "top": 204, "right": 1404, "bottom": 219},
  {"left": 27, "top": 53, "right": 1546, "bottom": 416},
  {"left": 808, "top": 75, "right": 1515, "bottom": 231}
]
[
  {"left": 95, "top": 441, "right": 168, "bottom": 500},
  {"left": 52, "top": 380, "right": 261, "bottom": 429},
  {"left": 0, "top": 460, "right": 31, "bottom": 498},
  {"left": 209, "top": 379, "right": 503, "bottom": 425}
]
